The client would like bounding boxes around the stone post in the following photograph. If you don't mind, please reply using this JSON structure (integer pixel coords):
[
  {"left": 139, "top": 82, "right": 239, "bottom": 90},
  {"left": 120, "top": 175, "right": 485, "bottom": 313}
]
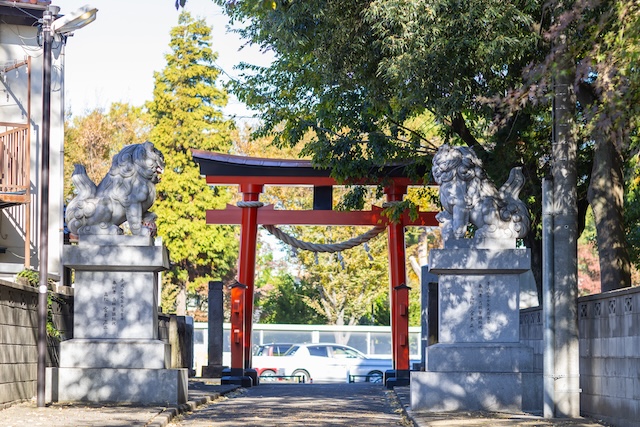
[
  {"left": 202, "top": 280, "right": 224, "bottom": 378},
  {"left": 420, "top": 265, "right": 439, "bottom": 370}
]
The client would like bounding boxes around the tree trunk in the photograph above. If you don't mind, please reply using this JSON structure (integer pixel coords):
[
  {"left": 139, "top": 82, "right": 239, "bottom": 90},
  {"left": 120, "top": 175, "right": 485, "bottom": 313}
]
[{"left": 587, "top": 135, "right": 631, "bottom": 292}]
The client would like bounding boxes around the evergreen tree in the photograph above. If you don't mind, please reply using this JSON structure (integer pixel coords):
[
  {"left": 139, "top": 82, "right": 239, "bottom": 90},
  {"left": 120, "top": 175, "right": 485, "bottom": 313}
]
[{"left": 146, "top": 11, "right": 238, "bottom": 314}]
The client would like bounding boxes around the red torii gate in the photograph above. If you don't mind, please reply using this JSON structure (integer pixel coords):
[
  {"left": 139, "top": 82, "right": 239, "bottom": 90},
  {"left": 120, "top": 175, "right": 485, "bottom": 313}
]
[{"left": 192, "top": 150, "right": 439, "bottom": 387}]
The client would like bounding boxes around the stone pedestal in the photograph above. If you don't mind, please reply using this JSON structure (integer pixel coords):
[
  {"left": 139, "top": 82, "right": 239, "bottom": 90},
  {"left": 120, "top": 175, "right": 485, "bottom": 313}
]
[
  {"left": 411, "top": 248, "right": 541, "bottom": 413},
  {"left": 47, "top": 235, "right": 187, "bottom": 405}
]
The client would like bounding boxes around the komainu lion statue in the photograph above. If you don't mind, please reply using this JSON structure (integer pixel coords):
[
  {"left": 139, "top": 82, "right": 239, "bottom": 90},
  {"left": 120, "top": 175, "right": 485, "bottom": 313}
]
[
  {"left": 432, "top": 144, "right": 530, "bottom": 245},
  {"left": 65, "top": 141, "right": 165, "bottom": 237}
]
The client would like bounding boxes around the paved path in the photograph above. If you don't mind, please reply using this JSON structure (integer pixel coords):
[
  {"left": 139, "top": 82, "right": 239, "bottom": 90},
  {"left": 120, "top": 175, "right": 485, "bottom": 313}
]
[
  {"left": 169, "top": 382, "right": 608, "bottom": 427},
  {"left": 0, "top": 380, "right": 610, "bottom": 426},
  {"left": 168, "top": 382, "right": 411, "bottom": 427}
]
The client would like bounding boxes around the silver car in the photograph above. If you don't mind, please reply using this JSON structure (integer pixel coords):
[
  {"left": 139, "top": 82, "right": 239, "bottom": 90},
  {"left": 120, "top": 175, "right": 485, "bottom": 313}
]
[{"left": 254, "top": 343, "right": 392, "bottom": 383}]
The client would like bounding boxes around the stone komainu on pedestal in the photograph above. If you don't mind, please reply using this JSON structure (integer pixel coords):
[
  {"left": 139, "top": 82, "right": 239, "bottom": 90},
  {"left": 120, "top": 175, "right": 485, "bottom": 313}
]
[
  {"left": 65, "top": 141, "right": 165, "bottom": 238},
  {"left": 412, "top": 144, "right": 541, "bottom": 413},
  {"left": 50, "top": 141, "right": 187, "bottom": 405}
]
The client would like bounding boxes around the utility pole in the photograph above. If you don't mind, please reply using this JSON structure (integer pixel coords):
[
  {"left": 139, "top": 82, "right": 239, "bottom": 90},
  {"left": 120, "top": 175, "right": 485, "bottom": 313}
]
[
  {"left": 36, "top": 5, "right": 54, "bottom": 408},
  {"left": 551, "top": 33, "right": 580, "bottom": 417}
]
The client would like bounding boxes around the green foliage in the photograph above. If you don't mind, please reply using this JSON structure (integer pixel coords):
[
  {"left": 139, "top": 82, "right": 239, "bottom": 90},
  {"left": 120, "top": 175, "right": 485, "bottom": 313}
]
[
  {"left": 369, "top": 293, "right": 390, "bottom": 326},
  {"left": 215, "top": 0, "right": 541, "bottom": 175},
  {"left": 147, "top": 11, "right": 239, "bottom": 313},
  {"left": 16, "top": 268, "right": 40, "bottom": 286},
  {"left": 625, "top": 154, "right": 640, "bottom": 266},
  {"left": 291, "top": 225, "right": 389, "bottom": 327},
  {"left": 622, "top": 4, "right": 640, "bottom": 268},
  {"left": 368, "top": 0, "right": 541, "bottom": 118},
  {"left": 16, "top": 269, "right": 61, "bottom": 338},
  {"left": 258, "top": 272, "right": 327, "bottom": 324},
  {"left": 579, "top": 207, "right": 597, "bottom": 246},
  {"left": 217, "top": 0, "right": 434, "bottom": 182}
]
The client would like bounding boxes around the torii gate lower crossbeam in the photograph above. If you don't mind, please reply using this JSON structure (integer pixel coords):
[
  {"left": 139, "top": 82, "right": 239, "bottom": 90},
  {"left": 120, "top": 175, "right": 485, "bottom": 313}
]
[{"left": 192, "top": 150, "right": 438, "bottom": 387}]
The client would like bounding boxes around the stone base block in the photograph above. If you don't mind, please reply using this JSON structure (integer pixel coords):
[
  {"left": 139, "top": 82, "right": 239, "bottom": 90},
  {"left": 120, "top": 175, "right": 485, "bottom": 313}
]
[
  {"left": 64, "top": 237, "right": 169, "bottom": 272},
  {"left": 426, "top": 343, "right": 533, "bottom": 372},
  {"left": 429, "top": 248, "right": 531, "bottom": 274},
  {"left": 46, "top": 367, "right": 188, "bottom": 405},
  {"left": 410, "top": 371, "right": 541, "bottom": 413},
  {"left": 201, "top": 364, "right": 225, "bottom": 378},
  {"left": 386, "top": 376, "right": 410, "bottom": 389},
  {"left": 221, "top": 375, "right": 253, "bottom": 387},
  {"left": 60, "top": 339, "right": 170, "bottom": 369}
]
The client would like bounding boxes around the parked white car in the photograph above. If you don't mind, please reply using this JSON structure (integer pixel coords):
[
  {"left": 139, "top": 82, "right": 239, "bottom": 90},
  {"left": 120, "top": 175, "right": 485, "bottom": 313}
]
[{"left": 253, "top": 343, "right": 393, "bottom": 383}]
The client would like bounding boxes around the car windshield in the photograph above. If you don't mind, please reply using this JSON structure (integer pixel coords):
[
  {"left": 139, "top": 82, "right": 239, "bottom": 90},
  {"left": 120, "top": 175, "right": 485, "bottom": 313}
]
[
  {"left": 254, "top": 343, "right": 294, "bottom": 356},
  {"left": 284, "top": 345, "right": 301, "bottom": 356},
  {"left": 332, "top": 346, "right": 366, "bottom": 359},
  {"left": 274, "top": 344, "right": 293, "bottom": 355}
]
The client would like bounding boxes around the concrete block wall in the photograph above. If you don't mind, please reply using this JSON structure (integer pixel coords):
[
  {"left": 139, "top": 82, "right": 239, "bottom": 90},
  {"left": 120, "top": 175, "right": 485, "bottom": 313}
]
[
  {"left": 519, "top": 307, "right": 544, "bottom": 373},
  {"left": 578, "top": 287, "right": 640, "bottom": 427},
  {"left": 0, "top": 280, "right": 73, "bottom": 408},
  {"left": 517, "top": 287, "right": 640, "bottom": 427}
]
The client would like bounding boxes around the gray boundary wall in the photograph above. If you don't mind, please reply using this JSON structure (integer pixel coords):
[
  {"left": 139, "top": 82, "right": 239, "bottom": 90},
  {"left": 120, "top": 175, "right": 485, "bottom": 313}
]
[
  {"left": 520, "top": 286, "right": 640, "bottom": 427},
  {"left": 0, "top": 280, "right": 73, "bottom": 408}
]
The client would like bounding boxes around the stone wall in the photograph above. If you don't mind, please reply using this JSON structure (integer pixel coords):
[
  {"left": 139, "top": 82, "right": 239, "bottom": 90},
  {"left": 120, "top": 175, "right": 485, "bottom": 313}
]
[
  {"left": 518, "top": 286, "right": 640, "bottom": 427},
  {"left": 159, "top": 312, "right": 195, "bottom": 375},
  {"left": 0, "top": 280, "right": 73, "bottom": 408}
]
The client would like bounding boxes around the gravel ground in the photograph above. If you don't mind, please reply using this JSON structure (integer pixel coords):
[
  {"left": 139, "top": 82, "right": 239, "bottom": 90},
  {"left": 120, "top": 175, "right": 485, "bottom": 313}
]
[{"left": 0, "top": 402, "right": 165, "bottom": 427}]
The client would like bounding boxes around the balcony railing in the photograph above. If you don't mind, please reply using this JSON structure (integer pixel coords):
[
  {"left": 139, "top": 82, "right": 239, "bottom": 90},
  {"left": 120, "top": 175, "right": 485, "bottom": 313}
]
[{"left": 0, "top": 122, "right": 30, "bottom": 208}]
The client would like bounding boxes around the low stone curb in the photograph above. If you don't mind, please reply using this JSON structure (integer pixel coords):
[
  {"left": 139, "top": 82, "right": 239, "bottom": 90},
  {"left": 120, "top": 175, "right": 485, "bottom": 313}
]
[
  {"left": 391, "top": 386, "right": 418, "bottom": 427},
  {"left": 146, "top": 385, "right": 241, "bottom": 427}
]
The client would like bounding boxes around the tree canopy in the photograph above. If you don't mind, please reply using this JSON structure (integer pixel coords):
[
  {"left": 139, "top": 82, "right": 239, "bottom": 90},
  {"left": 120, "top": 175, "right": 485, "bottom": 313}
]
[{"left": 209, "top": 0, "right": 640, "bottom": 292}]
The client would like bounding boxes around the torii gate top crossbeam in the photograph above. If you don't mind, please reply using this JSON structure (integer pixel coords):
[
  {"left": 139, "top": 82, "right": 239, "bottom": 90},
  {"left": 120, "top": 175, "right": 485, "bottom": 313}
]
[
  {"left": 192, "top": 149, "right": 439, "bottom": 227},
  {"left": 192, "top": 149, "right": 430, "bottom": 187}
]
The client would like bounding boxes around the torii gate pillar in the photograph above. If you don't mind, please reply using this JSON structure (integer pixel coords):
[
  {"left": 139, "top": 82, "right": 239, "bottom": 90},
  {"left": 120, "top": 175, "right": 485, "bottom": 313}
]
[
  {"left": 221, "top": 183, "right": 264, "bottom": 387},
  {"left": 226, "top": 281, "right": 251, "bottom": 386},
  {"left": 385, "top": 184, "right": 411, "bottom": 388},
  {"left": 236, "top": 183, "right": 264, "bottom": 386}
]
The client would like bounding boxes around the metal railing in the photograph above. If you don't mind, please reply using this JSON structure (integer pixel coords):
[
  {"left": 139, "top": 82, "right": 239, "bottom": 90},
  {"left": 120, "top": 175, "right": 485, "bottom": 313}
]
[{"left": 0, "top": 122, "right": 30, "bottom": 207}]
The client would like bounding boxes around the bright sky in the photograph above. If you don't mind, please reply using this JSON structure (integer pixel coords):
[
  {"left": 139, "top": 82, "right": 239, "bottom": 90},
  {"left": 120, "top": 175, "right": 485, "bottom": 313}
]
[{"left": 60, "top": 0, "right": 272, "bottom": 123}]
